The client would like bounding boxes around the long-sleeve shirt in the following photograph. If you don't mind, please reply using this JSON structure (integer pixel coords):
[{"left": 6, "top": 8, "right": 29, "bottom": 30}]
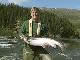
[{"left": 19, "top": 19, "right": 48, "bottom": 38}]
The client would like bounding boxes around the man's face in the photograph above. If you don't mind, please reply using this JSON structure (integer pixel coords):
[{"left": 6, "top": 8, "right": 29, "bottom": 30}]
[{"left": 31, "top": 10, "right": 40, "bottom": 20}]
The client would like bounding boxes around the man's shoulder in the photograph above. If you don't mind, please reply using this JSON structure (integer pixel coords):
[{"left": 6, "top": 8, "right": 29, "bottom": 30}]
[{"left": 23, "top": 20, "right": 29, "bottom": 24}]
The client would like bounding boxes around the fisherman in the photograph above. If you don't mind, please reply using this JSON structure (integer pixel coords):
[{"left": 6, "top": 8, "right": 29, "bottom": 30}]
[{"left": 19, "top": 7, "right": 52, "bottom": 60}]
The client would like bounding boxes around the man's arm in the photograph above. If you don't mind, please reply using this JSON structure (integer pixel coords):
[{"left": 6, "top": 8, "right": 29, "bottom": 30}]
[{"left": 19, "top": 21, "right": 29, "bottom": 43}]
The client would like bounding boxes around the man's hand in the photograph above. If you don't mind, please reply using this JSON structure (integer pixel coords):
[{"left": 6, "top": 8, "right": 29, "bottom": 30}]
[
  {"left": 23, "top": 37, "right": 27, "bottom": 42},
  {"left": 42, "top": 43, "right": 51, "bottom": 48},
  {"left": 20, "top": 35, "right": 29, "bottom": 44}
]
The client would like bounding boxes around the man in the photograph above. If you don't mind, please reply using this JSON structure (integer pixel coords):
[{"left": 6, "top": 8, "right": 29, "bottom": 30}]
[{"left": 19, "top": 7, "right": 52, "bottom": 60}]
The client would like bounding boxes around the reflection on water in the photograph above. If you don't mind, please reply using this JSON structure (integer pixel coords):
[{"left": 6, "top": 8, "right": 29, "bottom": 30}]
[{"left": 0, "top": 38, "right": 80, "bottom": 60}]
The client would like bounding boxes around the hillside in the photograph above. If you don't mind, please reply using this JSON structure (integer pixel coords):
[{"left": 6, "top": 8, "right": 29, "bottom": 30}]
[
  {"left": 54, "top": 8, "right": 80, "bottom": 33},
  {"left": 41, "top": 8, "right": 80, "bottom": 33}
]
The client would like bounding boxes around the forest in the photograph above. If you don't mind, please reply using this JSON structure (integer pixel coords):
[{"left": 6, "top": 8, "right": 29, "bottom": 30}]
[{"left": 0, "top": 3, "right": 80, "bottom": 38}]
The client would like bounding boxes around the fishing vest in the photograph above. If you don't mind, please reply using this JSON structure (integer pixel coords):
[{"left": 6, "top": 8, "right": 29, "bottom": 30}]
[{"left": 29, "top": 19, "right": 41, "bottom": 37}]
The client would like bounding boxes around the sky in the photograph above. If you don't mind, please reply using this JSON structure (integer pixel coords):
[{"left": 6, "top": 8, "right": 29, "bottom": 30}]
[{"left": 0, "top": 0, "right": 80, "bottom": 9}]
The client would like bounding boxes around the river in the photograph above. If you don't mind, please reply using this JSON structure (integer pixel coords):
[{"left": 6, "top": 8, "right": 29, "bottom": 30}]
[{"left": 0, "top": 37, "right": 80, "bottom": 60}]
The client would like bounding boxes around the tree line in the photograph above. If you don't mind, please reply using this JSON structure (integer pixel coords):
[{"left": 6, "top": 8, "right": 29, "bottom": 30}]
[{"left": 0, "top": 3, "right": 79, "bottom": 38}]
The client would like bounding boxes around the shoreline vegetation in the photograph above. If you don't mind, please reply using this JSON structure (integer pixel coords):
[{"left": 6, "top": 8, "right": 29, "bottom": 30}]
[{"left": 0, "top": 3, "right": 80, "bottom": 39}]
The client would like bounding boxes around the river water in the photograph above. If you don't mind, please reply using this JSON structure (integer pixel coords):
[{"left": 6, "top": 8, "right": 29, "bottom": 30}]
[
  {"left": 0, "top": 37, "right": 80, "bottom": 60},
  {"left": 0, "top": 37, "right": 23, "bottom": 60}
]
